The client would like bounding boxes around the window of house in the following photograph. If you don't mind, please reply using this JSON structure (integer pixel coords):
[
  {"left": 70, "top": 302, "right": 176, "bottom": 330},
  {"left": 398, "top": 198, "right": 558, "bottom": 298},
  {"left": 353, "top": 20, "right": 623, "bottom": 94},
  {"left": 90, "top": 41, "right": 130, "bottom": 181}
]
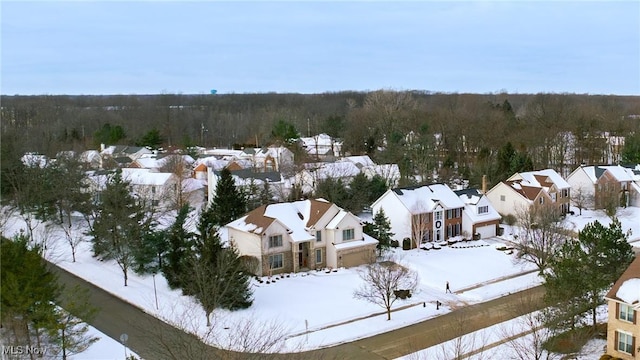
[
  {"left": 447, "top": 224, "right": 452, "bottom": 237},
  {"left": 446, "top": 209, "right": 452, "bottom": 219},
  {"left": 343, "top": 229, "right": 355, "bottom": 241},
  {"left": 268, "top": 235, "right": 283, "bottom": 248},
  {"left": 316, "top": 249, "right": 322, "bottom": 263},
  {"left": 500, "top": 195, "right": 505, "bottom": 201},
  {"left": 619, "top": 303, "right": 635, "bottom": 323},
  {"left": 551, "top": 193, "right": 557, "bottom": 201},
  {"left": 617, "top": 331, "right": 634, "bottom": 354},
  {"left": 269, "top": 254, "right": 283, "bottom": 269},
  {"left": 478, "top": 206, "right": 489, "bottom": 214},
  {"left": 539, "top": 197, "right": 544, "bottom": 204},
  {"left": 435, "top": 211, "right": 443, "bottom": 221},
  {"left": 316, "top": 230, "right": 322, "bottom": 242}
]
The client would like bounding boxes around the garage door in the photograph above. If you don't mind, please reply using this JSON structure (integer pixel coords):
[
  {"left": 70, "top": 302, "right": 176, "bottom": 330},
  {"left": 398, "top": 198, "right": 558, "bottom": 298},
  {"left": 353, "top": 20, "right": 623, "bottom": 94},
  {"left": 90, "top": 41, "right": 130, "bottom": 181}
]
[
  {"left": 340, "top": 249, "right": 372, "bottom": 268},
  {"left": 476, "top": 224, "right": 496, "bottom": 239}
]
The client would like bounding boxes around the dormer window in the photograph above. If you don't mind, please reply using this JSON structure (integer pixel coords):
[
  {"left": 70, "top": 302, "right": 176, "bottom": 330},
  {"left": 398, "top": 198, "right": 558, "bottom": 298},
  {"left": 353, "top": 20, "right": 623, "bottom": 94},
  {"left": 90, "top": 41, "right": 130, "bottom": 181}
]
[
  {"left": 343, "top": 229, "right": 355, "bottom": 241},
  {"left": 478, "top": 206, "right": 488, "bottom": 214}
]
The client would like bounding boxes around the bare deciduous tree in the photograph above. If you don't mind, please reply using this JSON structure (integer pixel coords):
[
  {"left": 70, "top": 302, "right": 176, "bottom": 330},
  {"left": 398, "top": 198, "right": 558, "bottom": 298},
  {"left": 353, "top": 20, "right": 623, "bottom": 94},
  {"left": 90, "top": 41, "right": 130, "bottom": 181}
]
[
  {"left": 353, "top": 259, "right": 418, "bottom": 320},
  {"left": 514, "top": 204, "right": 568, "bottom": 273},
  {"left": 571, "top": 185, "right": 592, "bottom": 216}
]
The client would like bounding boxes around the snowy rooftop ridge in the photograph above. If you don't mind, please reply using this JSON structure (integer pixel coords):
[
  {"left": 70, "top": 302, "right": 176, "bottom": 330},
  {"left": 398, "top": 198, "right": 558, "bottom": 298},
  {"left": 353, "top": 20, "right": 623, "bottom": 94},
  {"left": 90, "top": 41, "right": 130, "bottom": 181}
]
[
  {"left": 617, "top": 279, "right": 640, "bottom": 305},
  {"left": 391, "top": 183, "right": 465, "bottom": 214}
]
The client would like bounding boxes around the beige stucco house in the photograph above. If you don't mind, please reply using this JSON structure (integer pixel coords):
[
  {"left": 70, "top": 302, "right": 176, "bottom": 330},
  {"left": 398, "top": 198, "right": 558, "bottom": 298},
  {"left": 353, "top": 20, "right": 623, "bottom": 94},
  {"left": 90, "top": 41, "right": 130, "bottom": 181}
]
[{"left": 225, "top": 199, "right": 378, "bottom": 276}]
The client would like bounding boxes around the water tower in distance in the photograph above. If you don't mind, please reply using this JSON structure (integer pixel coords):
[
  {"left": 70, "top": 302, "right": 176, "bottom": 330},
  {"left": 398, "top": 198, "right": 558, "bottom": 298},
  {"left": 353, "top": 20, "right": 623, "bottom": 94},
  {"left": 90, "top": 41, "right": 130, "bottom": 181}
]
[{"left": 210, "top": 89, "right": 217, "bottom": 95}]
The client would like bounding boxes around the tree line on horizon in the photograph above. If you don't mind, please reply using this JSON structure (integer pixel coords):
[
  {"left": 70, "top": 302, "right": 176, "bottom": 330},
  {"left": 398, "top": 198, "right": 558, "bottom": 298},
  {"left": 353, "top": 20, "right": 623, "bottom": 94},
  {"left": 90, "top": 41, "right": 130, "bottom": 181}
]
[{"left": 2, "top": 91, "right": 640, "bottom": 190}]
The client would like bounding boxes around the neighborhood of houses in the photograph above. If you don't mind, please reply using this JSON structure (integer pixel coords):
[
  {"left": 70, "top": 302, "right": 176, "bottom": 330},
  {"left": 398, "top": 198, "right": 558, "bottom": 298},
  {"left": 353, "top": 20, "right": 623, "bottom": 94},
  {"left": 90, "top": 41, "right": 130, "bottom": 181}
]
[{"left": 20, "top": 133, "right": 640, "bottom": 359}]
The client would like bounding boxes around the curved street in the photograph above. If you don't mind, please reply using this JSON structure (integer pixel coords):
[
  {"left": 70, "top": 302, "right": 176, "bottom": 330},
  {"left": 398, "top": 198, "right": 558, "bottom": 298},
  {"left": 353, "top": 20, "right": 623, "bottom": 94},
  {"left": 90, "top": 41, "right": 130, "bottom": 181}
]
[{"left": 50, "top": 262, "right": 545, "bottom": 360}]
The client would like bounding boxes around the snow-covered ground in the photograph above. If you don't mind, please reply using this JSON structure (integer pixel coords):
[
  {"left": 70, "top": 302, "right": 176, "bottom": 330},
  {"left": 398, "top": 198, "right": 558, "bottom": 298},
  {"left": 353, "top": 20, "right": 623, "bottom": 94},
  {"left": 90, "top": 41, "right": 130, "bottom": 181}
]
[
  {"left": 79, "top": 326, "right": 140, "bottom": 360},
  {"left": 2, "top": 205, "right": 637, "bottom": 355}
]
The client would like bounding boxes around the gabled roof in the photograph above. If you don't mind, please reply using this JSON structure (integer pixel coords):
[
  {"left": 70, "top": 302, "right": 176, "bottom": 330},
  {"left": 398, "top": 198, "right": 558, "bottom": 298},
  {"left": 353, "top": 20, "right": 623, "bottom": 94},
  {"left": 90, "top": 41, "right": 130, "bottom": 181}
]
[
  {"left": 455, "top": 188, "right": 501, "bottom": 223},
  {"left": 606, "top": 254, "right": 640, "bottom": 305},
  {"left": 226, "top": 199, "right": 336, "bottom": 243},
  {"left": 514, "top": 169, "right": 570, "bottom": 190},
  {"left": 503, "top": 180, "right": 543, "bottom": 201},
  {"left": 390, "top": 183, "right": 465, "bottom": 214},
  {"left": 121, "top": 168, "right": 174, "bottom": 186}
]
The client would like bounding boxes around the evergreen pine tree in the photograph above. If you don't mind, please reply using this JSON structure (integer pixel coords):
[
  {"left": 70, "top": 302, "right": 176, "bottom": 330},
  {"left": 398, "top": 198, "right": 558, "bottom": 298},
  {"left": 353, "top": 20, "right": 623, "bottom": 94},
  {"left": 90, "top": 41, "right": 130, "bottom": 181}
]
[
  {"left": 1, "top": 235, "right": 61, "bottom": 349},
  {"left": 49, "top": 286, "right": 99, "bottom": 360},
  {"left": 163, "top": 204, "right": 195, "bottom": 289},
  {"left": 372, "top": 209, "right": 394, "bottom": 256},
  {"left": 211, "top": 167, "right": 247, "bottom": 226},
  {"left": 187, "top": 220, "right": 253, "bottom": 326},
  {"left": 90, "top": 170, "right": 147, "bottom": 286}
]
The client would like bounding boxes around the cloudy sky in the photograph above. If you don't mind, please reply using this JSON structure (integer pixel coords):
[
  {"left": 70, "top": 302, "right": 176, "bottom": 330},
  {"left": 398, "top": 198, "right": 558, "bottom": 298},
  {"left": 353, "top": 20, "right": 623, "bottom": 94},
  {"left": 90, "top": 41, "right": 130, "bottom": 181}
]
[{"left": 2, "top": 1, "right": 639, "bottom": 95}]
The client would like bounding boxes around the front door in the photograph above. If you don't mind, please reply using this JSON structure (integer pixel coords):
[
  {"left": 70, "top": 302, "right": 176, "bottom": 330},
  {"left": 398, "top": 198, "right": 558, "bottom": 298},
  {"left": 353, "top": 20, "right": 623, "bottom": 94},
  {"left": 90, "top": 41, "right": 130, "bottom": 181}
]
[{"left": 298, "top": 243, "right": 308, "bottom": 268}]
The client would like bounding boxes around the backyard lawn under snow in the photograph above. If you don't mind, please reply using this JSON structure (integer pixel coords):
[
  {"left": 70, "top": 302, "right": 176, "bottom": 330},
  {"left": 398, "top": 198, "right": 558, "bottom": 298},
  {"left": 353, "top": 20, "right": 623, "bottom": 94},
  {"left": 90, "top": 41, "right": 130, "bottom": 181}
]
[{"left": 2, "top": 206, "right": 638, "bottom": 355}]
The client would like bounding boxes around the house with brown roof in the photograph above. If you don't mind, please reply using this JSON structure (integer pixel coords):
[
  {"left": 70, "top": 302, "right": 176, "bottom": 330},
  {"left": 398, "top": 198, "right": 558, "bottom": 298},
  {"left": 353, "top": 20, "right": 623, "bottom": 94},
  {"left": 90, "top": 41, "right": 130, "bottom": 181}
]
[
  {"left": 605, "top": 254, "right": 640, "bottom": 359},
  {"left": 486, "top": 169, "right": 570, "bottom": 217},
  {"left": 225, "top": 199, "right": 378, "bottom": 276}
]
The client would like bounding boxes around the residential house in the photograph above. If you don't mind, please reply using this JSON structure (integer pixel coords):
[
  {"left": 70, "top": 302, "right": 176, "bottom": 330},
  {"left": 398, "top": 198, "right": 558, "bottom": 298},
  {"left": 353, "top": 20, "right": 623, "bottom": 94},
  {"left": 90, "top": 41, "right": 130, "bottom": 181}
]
[
  {"left": 454, "top": 188, "right": 502, "bottom": 239},
  {"left": 371, "top": 184, "right": 465, "bottom": 246},
  {"left": 299, "top": 133, "right": 342, "bottom": 160},
  {"left": 252, "top": 146, "right": 295, "bottom": 173},
  {"left": 486, "top": 169, "right": 570, "bottom": 217},
  {"left": 605, "top": 254, "right": 640, "bottom": 360},
  {"left": 567, "top": 165, "right": 638, "bottom": 210},
  {"left": 100, "top": 145, "right": 152, "bottom": 162},
  {"left": 295, "top": 161, "right": 361, "bottom": 195},
  {"left": 120, "top": 168, "right": 179, "bottom": 208},
  {"left": 225, "top": 199, "right": 378, "bottom": 276}
]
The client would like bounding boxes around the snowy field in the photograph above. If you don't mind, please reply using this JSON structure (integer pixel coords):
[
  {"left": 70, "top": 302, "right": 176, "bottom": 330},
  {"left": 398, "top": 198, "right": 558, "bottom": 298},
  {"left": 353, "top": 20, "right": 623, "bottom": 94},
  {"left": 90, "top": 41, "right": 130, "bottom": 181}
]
[{"left": 2, "top": 205, "right": 638, "bottom": 355}]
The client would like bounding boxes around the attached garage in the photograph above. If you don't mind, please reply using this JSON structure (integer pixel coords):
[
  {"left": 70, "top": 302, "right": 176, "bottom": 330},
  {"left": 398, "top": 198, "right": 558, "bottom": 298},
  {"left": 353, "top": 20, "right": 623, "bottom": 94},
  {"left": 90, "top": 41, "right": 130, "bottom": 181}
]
[
  {"left": 339, "top": 246, "right": 376, "bottom": 268},
  {"left": 475, "top": 224, "right": 497, "bottom": 239}
]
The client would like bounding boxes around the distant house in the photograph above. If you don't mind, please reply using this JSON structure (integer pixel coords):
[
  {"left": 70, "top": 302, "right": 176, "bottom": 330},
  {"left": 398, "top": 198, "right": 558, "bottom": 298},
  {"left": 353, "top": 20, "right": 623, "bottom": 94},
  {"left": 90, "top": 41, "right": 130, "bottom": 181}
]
[
  {"left": 605, "top": 254, "right": 640, "bottom": 360},
  {"left": 120, "top": 168, "right": 179, "bottom": 208},
  {"left": 295, "top": 161, "right": 361, "bottom": 195},
  {"left": 486, "top": 169, "right": 570, "bottom": 217},
  {"left": 101, "top": 145, "right": 152, "bottom": 162},
  {"left": 371, "top": 184, "right": 465, "bottom": 246},
  {"left": 299, "top": 134, "right": 342, "bottom": 160},
  {"left": 566, "top": 165, "right": 638, "bottom": 210},
  {"left": 225, "top": 199, "right": 378, "bottom": 276},
  {"left": 454, "top": 188, "right": 502, "bottom": 239},
  {"left": 252, "top": 146, "right": 295, "bottom": 173}
]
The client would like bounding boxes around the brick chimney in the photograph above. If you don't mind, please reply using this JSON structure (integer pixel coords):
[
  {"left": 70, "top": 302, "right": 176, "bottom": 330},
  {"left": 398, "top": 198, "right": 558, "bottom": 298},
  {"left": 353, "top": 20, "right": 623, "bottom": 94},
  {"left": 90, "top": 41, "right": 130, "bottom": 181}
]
[{"left": 482, "top": 174, "right": 487, "bottom": 194}]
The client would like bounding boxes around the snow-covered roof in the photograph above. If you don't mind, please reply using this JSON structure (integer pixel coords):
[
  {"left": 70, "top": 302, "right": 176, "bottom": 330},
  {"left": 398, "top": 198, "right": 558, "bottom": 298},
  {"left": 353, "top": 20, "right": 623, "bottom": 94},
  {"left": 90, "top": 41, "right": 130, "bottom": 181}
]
[
  {"left": 517, "top": 169, "right": 570, "bottom": 189},
  {"left": 606, "top": 255, "right": 640, "bottom": 305},
  {"left": 455, "top": 189, "right": 501, "bottom": 223},
  {"left": 300, "top": 133, "right": 335, "bottom": 147},
  {"left": 21, "top": 153, "right": 49, "bottom": 168},
  {"left": 391, "top": 184, "right": 465, "bottom": 214},
  {"left": 326, "top": 210, "right": 350, "bottom": 230},
  {"left": 226, "top": 199, "right": 336, "bottom": 243},
  {"left": 121, "top": 168, "right": 174, "bottom": 186},
  {"left": 195, "top": 157, "right": 229, "bottom": 171},
  {"left": 334, "top": 233, "right": 379, "bottom": 250},
  {"left": 314, "top": 162, "right": 361, "bottom": 179},
  {"left": 617, "top": 279, "right": 640, "bottom": 305},
  {"left": 341, "top": 155, "right": 375, "bottom": 168}
]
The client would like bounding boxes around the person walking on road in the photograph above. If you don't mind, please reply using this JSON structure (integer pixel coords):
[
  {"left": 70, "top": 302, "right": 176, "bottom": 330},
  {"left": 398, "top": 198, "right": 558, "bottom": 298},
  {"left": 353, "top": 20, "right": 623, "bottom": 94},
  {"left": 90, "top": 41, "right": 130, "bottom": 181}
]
[{"left": 446, "top": 281, "right": 451, "bottom": 293}]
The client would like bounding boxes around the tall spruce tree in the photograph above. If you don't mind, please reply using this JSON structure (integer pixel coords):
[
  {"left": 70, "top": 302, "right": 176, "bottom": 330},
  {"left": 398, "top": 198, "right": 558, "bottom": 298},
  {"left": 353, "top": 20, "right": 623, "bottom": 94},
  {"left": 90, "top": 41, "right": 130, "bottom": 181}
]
[
  {"left": 188, "top": 210, "right": 253, "bottom": 325},
  {"left": 371, "top": 209, "right": 394, "bottom": 256},
  {"left": 211, "top": 167, "right": 247, "bottom": 226},
  {"left": 90, "top": 170, "right": 148, "bottom": 286},
  {"left": 162, "top": 204, "right": 194, "bottom": 289}
]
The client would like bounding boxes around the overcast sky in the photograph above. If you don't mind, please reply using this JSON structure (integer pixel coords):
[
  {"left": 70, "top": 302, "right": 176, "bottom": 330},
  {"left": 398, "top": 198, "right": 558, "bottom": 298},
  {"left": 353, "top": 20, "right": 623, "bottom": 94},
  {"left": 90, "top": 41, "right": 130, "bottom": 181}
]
[{"left": 2, "top": 1, "right": 639, "bottom": 95}]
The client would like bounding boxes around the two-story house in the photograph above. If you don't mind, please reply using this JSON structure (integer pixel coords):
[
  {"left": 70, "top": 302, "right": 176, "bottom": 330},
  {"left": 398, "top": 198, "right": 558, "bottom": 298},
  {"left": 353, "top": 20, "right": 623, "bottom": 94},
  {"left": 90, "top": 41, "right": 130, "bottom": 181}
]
[
  {"left": 605, "top": 254, "right": 640, "bottom": 359},
  {"left": 454, "top": 188, "right": 502, "bottom": 239},
  {"left": 371, "top": 184, "right": 466, "bottom": 248},
  {"left": 567, "top": 164, "right": 638, "bottom": 210},
  {"left": 486, "top": 169, "right": 571, "bottom": 217},
  {"left": 225, "top": 199, "right": 378, "bottom": 276}
]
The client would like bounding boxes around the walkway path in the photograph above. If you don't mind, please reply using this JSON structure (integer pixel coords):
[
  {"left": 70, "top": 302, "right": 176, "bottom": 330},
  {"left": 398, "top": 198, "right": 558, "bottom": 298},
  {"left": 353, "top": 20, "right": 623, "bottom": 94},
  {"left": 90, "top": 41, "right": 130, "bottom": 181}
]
[{"left": 49, "top": 261, "right": 546, "bottom": 360}]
